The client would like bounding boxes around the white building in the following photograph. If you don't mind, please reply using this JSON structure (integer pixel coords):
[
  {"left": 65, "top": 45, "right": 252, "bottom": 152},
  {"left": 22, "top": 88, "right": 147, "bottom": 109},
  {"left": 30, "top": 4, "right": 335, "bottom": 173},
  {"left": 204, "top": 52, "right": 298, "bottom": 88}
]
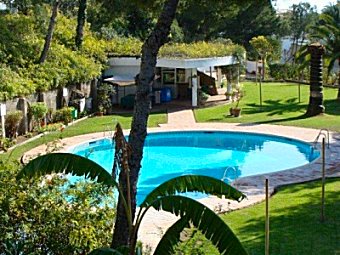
[{"left": 104, "top": 56, "right": 238, "bottom": 107}]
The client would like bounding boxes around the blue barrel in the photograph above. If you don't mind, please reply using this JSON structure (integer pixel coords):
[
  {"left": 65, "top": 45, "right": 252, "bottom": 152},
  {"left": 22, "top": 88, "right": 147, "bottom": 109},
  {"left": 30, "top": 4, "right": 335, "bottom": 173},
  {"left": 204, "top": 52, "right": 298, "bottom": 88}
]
[{"left": 161, "top": 87, "right": 172, "bottom": 102}]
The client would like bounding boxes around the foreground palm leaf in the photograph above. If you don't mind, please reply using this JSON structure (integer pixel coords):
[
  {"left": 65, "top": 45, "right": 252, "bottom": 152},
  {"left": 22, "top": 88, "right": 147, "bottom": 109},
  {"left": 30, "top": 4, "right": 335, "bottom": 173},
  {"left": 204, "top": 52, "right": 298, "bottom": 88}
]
[
  {"left": 153, "top": 216, "right": 190, "bottom": 255},
  {"left": 17, "top": 153, "right": 118, "bottom": 187},
  {"left": 141, "top": 175, "right": 246, "bottom": 207},
  {"left": 88, "top": 247, "right": 124, "bottom": 255},
  {"left": 153, "top": 195, "right": 248, "bottom": 255}
]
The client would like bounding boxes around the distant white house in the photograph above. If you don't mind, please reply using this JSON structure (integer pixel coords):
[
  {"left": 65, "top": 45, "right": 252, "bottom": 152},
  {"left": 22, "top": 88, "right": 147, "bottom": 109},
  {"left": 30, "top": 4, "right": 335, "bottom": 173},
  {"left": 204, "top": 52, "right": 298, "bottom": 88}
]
[{"left": 104, "top": 56, "right": 238, "bottom": 107}]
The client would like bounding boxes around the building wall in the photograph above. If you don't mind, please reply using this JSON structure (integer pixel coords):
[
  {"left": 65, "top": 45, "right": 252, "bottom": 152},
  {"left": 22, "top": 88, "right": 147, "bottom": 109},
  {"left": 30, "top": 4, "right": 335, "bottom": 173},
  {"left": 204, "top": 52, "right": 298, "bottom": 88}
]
[{"left": 0, "top": 81, "right": 95, "bottom": 135}]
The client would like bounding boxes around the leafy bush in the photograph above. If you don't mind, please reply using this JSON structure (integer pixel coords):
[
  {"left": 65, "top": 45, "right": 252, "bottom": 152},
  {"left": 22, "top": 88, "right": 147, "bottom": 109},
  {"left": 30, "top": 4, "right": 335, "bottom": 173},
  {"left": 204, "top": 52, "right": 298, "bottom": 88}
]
[
  {"left": 36, "top": 122, "right": 64, "bottom": 134},
  {"left": 269, "top": 63, "right": 288, "bottom": 80},
  {"left": 269, "top": 63, "right": 309, "bottom": 81},
  {"left": 0, "top": 160, "right": 115, "bottom": 254},
  {"left": 0, "top": 137, "right": 15, "bottom": 151},
  {"left": 30, "top": 102, "right": 48, "bottom": 129},
  {"left": 53, "top": 107, "right": 74, "bottom": 125},
  {"left": 97, "top": 83, "right": 115, "bottom": 113},
  {"left": 5, "top": 111, "right": 23, "bottom": 138},
  {"left": 199, "top": 91, "right": 209, "bottom": 102}
]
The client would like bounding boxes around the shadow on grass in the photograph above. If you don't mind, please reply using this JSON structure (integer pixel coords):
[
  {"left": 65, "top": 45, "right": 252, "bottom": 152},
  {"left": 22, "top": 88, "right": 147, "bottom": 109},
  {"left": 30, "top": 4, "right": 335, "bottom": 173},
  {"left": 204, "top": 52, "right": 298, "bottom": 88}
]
[
  {"left": 324, "top": 98, "right": 340, "bottom": 116},
  {"left": 231, "top": 179, "right": 340, "bottom": 255},
  {"left": 244, "top": 98, "right": 306, "bottom": 116}
]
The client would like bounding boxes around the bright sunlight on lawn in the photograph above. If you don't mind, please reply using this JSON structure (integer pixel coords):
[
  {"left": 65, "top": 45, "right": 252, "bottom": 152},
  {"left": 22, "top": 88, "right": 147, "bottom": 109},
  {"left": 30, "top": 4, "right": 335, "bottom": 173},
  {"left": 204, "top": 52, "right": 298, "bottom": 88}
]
[
  {"left": 176, "top": 178, "right": 340, "bottom": 255},
  {"left": 195, "top": 82, "right": 340, "bottom": 132}
]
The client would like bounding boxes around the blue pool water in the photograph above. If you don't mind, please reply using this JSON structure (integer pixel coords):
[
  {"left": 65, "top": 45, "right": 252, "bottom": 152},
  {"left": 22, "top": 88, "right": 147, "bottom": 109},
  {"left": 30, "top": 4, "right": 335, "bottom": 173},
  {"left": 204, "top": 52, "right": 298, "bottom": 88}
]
[{"left": 71, "top": 131, "right": 320, "bottom": 203}]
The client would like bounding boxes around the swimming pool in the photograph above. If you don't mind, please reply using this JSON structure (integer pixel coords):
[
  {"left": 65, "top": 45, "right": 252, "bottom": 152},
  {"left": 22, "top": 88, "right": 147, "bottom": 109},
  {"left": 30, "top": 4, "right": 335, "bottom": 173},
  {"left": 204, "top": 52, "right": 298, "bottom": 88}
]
[{"left": 71, "top": 131, "right": 320, "bottom": 203}]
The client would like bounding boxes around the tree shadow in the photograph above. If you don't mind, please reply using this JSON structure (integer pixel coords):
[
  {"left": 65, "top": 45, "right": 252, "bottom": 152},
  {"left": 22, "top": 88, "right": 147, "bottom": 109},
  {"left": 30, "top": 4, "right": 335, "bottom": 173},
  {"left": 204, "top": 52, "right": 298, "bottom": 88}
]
[
  {"left": 244, "top": 98, "right": 306, "bottom": 116},
  {"left": 324, "top": 98, "right": 340, "bottom": 116}
]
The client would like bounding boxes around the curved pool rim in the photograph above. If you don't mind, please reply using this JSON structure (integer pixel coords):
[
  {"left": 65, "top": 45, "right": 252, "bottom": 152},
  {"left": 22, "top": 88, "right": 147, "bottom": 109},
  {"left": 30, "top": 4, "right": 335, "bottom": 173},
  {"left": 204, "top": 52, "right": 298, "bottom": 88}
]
[{"left": 69, "top": 130, "right": 320, "bottom": 179}]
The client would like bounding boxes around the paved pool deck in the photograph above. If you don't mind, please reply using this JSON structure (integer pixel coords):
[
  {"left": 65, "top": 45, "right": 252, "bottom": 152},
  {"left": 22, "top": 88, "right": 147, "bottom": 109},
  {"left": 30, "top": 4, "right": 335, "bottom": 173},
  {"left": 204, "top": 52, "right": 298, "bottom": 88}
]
[{"left": 22, "top": 108, "right": 340, "bottom": 251}]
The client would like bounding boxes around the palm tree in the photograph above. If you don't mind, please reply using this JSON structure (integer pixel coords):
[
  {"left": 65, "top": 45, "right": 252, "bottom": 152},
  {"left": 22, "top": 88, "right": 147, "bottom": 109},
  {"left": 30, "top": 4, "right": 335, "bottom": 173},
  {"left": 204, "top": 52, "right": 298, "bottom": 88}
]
[
  {"left": 311, "top": 3, "right": 340, "bottom": 100},
  {"left": 17, "top": 153, "right": 247, "bottom": 255}
]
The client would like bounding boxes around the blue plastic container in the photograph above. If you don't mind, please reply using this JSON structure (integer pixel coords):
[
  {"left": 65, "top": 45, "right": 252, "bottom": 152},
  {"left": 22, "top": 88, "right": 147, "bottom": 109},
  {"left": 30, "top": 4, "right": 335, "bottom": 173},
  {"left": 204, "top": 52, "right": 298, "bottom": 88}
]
[{"left": 161, "top": 87, "right": 172, "bottom": 102}]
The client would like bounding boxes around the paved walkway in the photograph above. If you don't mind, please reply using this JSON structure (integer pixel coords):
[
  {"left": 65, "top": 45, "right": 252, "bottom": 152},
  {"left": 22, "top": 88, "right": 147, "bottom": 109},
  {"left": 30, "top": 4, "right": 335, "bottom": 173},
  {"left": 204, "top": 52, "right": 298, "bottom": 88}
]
[{"left": 23, "top": 108, "right": 340, "bottom": 251}]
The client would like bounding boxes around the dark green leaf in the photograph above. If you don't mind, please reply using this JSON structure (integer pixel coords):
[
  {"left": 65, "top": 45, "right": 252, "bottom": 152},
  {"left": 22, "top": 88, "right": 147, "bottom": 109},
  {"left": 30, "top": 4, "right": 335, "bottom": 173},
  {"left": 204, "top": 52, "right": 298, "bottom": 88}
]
[
  {"left": 88, "top": 247, "right": 125, "bottom": 255},
  {"left": 154, "top": 216, "right": 190, "bottom": 255},
  {"left": 17, "top": 153, "right": 118, "bottom": 188},
  {"left": 153, "top": 195, "right": 248, "bottom": 255}
]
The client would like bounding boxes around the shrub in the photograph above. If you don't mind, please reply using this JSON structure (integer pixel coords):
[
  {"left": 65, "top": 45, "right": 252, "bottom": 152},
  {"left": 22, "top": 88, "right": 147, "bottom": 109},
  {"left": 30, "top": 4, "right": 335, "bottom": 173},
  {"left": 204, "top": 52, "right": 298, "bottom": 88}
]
[
  {"left": 36, "top": 122, "right": 64, "bottom": 134},
  {"left": 97, "top": 83, "right": 115, "bottom": 113},
  {"left": 5, "top": 111, "right": 23, "bottom": 138},
  {"left": 199, "top": 91, "right": 209, "bottom": 102},
  {"left": 0, "top": 161, "right": 115, "bottom": 254},
  {"left": 0, "top": 137, "right": 15, "bottom": 151},
  {"left": 30, "top": 102, "right": 48, "bottom": 129},
  {"left": 53, "top": 107, "right": 74, "bottom": 125}
]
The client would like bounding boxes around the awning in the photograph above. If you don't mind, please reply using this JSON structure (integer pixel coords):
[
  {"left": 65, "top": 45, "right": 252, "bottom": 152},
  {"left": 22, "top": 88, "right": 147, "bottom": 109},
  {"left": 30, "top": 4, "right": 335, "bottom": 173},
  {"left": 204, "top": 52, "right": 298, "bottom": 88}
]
[{"left": 103, "top": 76, "right": 135, "bottom": 86}]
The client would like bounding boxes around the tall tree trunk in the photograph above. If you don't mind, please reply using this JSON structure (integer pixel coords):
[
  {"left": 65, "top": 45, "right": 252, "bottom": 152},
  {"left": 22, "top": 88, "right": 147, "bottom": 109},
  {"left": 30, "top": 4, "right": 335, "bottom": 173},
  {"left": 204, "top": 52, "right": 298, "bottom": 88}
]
[
  {"left": 38, "top": 0, "right": 60, "bottom": 64},
  {"left": 110, "top": 0, "right": 179, "bottom": 250},
  {"left": 338, "top": 58, "right": 340, "bottom": 100},
  {"left": 306, "top": 43, "right": 325, "bottom": 116},
  {"left": 75, "top": 0, "right": 87, "bottom": 49}
]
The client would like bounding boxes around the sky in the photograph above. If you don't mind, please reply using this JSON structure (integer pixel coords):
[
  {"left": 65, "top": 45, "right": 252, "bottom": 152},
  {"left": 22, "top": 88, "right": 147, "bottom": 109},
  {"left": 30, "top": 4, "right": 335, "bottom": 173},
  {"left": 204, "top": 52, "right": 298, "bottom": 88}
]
[{"left": 274, "top": 0, "right": 338, "bottom": 12}]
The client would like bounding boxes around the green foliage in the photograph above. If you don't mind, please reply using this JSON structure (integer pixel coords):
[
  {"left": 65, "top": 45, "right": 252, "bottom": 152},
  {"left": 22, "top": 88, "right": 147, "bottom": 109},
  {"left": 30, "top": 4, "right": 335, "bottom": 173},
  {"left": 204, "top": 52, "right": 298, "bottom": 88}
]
[
  {"left": 53, "top": 107, "right": 74, "bottom": 125},
  {"left": 174, "top": 229, "right": 219, "bottom": 255},
  {"left": 30, "top": 102, "right": 48, "bottom": 129},
  {"left": 5, "top": 110, "right": 23, "bottom": 138},
  {"left": 97, "top": 83, "right": 115, "bottom": 112},
  {"left": 310, "top": 3, "right": 340, "bottom": 84},
  {"left": 17, "top": 153, "right": 119, "bottom": 188},
  {"left": 269, "top": 63, "right": 308, "bottom": 81},
  {"left": 0, "top": 160, "right": 115, "bottom": 254},
  {"left": 30, "top": 102, "right": 48, "bottom": 120},
  {"left": 106, "top": 37, "right": 143, "bottom": 57},
  {"left": 0, "top": 65, "right": 35, "bottom": 101},
  {"left": 249, "top": 36, "right": 273, "bottom": 59},
  {"left": 0, "top": 10, "right": 104, "bottom": 100},
  {"left": 36, "top": 122, "right": 64, "bottom": 134},
  {"left": 0, "top": 137, "right": 15, "bottom": 152},
  {"left": 159, "top": 41, "right": 245, "bottom": 59}
]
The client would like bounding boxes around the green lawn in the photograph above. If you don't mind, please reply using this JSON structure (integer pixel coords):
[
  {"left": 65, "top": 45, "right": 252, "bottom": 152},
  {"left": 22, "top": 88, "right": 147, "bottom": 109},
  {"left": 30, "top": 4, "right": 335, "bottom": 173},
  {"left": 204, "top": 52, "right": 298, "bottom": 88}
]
[
  {"left": 176, "top": 178, "right": 340, "bottom": 255},
  {"left": 195, "top": 82, "right": 340, "bottom": 132},
  {"left": 0, "top": 112, "right": 166, "bottom": 161}
]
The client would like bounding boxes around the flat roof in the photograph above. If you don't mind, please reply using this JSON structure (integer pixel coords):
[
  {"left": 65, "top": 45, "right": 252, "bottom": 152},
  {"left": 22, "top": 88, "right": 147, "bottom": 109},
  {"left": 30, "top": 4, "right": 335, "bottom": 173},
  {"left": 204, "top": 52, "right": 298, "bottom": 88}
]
[{"left": 108, "top": 56, "right": 238, "bottom": 69}]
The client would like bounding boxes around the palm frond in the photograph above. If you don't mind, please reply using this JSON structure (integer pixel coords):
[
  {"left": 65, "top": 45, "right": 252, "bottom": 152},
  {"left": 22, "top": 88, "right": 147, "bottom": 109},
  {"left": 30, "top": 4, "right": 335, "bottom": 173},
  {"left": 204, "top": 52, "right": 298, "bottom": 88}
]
[
  {"left": 140, "top": 175, "right": 246, "bottom": 207},
  {"left": 17, "top": 153, "right": 118, "bottom": 187},
  {"left": 152, "top": 195, "right": 248, "bottom": 255},
  {"left": 88, "top": 247, "right": 125, "bottom": 255},
  {"left": 153, "top": 216, "right": 190, "bottom": 255}
]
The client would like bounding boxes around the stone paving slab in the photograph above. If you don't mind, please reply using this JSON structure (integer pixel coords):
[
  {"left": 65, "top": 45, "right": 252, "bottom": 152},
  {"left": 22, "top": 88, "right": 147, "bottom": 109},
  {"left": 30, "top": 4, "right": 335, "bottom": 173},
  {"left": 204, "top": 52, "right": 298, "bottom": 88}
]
[{"left": 22, "top": 108, "right": 340, "bottom": 252}]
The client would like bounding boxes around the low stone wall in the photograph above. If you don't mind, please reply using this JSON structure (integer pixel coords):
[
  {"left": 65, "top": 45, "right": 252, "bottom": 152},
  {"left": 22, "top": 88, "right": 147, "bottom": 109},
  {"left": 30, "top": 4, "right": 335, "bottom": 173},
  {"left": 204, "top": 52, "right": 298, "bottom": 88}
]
[{"left": 0, "top": 80, "right": 97, "bottom": 136}]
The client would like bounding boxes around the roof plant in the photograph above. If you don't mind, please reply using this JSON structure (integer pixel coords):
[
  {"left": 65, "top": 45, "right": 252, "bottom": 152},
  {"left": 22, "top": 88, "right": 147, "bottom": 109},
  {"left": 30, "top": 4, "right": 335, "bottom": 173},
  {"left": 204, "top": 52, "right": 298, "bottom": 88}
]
[{"left": 108, "top": 37, "right": 245, "bottom": 60}]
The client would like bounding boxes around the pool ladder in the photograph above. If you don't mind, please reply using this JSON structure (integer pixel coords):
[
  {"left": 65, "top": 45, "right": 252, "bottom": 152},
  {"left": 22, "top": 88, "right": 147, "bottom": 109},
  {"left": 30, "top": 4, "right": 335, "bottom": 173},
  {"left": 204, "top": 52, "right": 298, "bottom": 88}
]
[
  {"left": 221, "top": 166, "right": 238, "bottom": 183},
  {"left": 313, "top": 129, "right": 330, "bottom": 149}
]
